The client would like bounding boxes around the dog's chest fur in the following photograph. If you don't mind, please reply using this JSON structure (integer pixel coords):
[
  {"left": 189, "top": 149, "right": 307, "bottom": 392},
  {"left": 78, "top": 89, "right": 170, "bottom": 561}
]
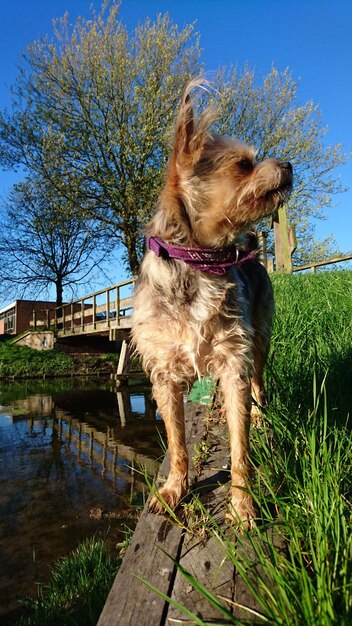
[{"left": 132, "top": 253, "right": 255, "bottom": 382}]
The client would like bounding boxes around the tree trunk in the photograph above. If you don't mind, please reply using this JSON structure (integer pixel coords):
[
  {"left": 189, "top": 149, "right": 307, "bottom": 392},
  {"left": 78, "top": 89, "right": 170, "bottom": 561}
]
[
  {"left": 55, "top": 278, "right": 63, "bottom": 308},
  {"left": 55, "top": 278, "right": 64, "bottom": 330},
  {"left": 125, "top": 233, "right": 141, "bottom": 276}
]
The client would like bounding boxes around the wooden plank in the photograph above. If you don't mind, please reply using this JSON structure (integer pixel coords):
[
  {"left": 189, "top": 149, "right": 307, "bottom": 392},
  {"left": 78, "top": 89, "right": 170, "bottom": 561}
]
[
  {"left": 167, "top": 420, "right": 235, "bottom": 624},
  {"left": 99, "top": 401, "right": 285, "bottom": 625},
  {"left": 166, "top": 417, "right": 281, "bottom": 624},
  {"left": 293, "top": 252, "right": 352, "bottom": 273},
  {"left": 97, "top": 503, "right": 183, "bottom": 626},
  {"left": 231, "top": 522, "right": 286, "bottom": 622},
  {"left": 106, "top": 289, "right": 111, "bottom": 328},
  {"left": 168, "top": 535, "right": 235, "bottom": 624},
  {"left": 98, "top": 403, "right": 208, "bottom": 626},
  {"left": 56, "top": 315, "right": 132, "bottom": 338}
]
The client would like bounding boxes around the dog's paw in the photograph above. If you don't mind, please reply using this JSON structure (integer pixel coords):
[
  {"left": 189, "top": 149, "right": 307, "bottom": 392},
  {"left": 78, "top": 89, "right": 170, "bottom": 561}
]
[
  {"left": 225, "top": 496, "right": 256, "bottom": 531},
  {"left": 148, "top": 482, "right": 187, "bottom": 515}
]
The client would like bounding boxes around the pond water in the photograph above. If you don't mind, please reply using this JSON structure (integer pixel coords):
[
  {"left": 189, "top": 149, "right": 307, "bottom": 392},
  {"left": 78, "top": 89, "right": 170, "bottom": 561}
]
[{"left": 0, "top": 378, "right": 164, "bottom": 620}]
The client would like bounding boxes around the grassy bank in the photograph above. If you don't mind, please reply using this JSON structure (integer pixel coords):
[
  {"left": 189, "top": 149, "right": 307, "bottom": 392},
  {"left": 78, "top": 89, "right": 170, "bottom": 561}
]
[
  {"left": 0, "top": 341, "right": 76, "bottom": 378},
  {"left": 153, "top": 270, "right": 352, "bottom": 625},
  {"left": 18, "top": 537, "right": 122, "bottom": 626},
  {"left": 0, "top": 340, "right": 121, "bottom": 379},
  {"left": 269, "top": 270, "right": 352, "bottom": 422}
]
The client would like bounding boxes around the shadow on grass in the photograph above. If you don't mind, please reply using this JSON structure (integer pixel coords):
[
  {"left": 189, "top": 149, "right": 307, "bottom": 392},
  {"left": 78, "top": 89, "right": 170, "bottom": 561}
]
[{"left": 268, "top": 347, "right": 352, "bottom": 428}]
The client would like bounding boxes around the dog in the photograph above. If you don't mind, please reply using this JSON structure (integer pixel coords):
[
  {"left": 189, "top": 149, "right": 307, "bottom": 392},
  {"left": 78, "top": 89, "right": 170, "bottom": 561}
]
[{"left": 132, "top": 79, "right": 292, "bottom": 527}]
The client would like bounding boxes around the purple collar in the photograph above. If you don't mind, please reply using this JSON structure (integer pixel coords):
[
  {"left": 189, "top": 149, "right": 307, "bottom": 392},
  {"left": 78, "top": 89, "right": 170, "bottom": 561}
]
[{"left": 148, "top": 236, "right": 254, "bottom": 275}]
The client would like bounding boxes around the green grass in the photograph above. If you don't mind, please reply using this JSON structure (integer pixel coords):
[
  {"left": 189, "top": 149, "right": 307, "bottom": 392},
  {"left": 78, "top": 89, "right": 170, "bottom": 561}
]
[
  {"left": 148, "top": 270, "right": 352, "bottom": 625},
  {"left": 268, "top": 270, "right": 352, "bottom": 422},
  {"left": 18, "top": 537, "right": 121, "bottom": 626},
  {"left": 0, "top": 342, "right": 122, "bottom": 379},
  {"left": 0, "top": 341, "right": 75, "bottom": 378}
]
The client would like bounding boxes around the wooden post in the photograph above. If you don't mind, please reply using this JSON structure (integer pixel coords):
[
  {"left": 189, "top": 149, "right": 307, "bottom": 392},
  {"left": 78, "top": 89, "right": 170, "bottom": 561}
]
[
  {"left": 273, "top": 205, "right": 297, "bottom": 272},
  {"left": 267, "top": 258, "right": 275, "bottom": 273},
  {"left": 81, "top": 299, "right": 85, "bottom": 332},
  {"left": 117, "top": 286, "right": 120, "bottom": 324},
  {"left": 93, "top": 295, "right": 96, "bottom": 330},
  {"left": 116, "top": 338, "right": 131, "bottom": 377},
  {"left": 32, "top": 310, "right": 37, "bottom": 331},
  {"left": 106, "top": 289, "right": 111, "bottom": 328}
]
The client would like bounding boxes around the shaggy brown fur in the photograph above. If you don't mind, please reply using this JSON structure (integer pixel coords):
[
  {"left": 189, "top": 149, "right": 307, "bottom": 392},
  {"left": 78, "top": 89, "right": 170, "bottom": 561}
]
[{"left": 132, "top": 80, "right": 292, "bottom": 527}]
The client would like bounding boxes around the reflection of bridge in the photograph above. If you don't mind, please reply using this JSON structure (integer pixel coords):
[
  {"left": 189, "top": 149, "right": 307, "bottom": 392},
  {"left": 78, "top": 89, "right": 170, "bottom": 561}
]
[
  {"left": 18, "top": 388, "right": 160, "bottom": 498},
  {"left": 31, "top": 279, "right": 135, "bottom": 375}
]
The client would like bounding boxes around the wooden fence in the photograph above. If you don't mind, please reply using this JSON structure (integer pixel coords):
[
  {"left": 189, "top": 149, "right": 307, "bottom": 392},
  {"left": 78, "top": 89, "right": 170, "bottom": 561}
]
[{"left": 292, "top": 253, "right": 352, "bottom": 274}]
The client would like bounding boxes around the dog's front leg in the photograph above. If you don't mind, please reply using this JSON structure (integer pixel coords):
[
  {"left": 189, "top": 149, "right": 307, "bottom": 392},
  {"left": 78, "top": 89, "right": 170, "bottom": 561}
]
[
  {"left": 220, "top": 369, "right": 256, "bottom": 529},
  {"left": 149, "top": 378, "right": 188, "bottom": 514}
]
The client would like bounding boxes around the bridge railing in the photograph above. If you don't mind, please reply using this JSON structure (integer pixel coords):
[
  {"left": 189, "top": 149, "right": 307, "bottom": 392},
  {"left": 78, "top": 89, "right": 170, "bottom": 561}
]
[
  {"left": 56, "top": 278, "right": 135, "bottom": 336},
  {"left": 31, "top": 278, "right": 135, "bottom": 336}
]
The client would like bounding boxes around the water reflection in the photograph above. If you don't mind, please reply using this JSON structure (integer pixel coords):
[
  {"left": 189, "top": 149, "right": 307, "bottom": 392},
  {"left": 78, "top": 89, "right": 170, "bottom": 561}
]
[{"left": 0, "top": 379, "right": 163, "bottom": 620}]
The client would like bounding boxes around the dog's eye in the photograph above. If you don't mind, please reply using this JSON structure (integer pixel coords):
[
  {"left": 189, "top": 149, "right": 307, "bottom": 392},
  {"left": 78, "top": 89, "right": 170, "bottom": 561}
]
[{"left": 238, "top": 159, "right": 253, "bottom": 172}]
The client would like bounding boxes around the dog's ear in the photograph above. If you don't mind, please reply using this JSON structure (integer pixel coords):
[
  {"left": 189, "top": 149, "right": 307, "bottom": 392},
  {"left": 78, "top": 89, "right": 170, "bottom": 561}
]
[
  {"left": 174, "top": 92, "right": 196, "bottom": 165},
  {"left": 174, "top": 84, "right": 208, "bottom": 167}
]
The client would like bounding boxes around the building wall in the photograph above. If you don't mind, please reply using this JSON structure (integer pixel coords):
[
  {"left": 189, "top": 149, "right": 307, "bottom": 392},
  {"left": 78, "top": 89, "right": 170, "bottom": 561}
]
[
  {"left": 16, "top": 301, "right": 56, "bottom": 335},
  {"left": 0, "top": 305, "right": 16, "bottom": 334}
]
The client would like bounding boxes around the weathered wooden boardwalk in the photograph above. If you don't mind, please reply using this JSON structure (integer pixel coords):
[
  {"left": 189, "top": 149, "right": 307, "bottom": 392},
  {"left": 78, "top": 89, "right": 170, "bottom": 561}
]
[{"left": 98, "top": 401, "right": 277, "bottom": 625}]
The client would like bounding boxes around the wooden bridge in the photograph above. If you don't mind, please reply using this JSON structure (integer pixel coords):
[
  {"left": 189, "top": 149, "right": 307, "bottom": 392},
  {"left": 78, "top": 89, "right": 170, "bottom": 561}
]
[
  {"left": 32, "top": 278, "right": 135, "bottom": 339},
  {"left": 30, "top": 278, "right": 135, "bottom": 376}
]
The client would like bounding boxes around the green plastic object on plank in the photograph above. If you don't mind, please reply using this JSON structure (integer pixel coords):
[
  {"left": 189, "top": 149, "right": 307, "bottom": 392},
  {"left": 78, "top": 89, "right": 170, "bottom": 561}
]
[{"left": 188, "top": 376, "right": 215, "bottom": 405}]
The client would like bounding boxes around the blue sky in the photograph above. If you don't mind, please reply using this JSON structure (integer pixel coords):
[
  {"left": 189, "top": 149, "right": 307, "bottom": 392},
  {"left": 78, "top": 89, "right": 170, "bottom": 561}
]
[{"left": 0, "top": 0, "right": 351, "bottom": 304}]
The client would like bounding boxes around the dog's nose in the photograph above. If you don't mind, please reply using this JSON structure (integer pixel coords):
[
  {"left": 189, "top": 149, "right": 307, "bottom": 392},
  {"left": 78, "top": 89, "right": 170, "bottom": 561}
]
[{"left": 280, "top": 161, "right": 293, "bottom": 173}]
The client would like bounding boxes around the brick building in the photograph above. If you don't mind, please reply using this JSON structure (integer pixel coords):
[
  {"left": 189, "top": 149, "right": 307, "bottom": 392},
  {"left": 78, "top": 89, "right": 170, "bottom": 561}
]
[{"left": 0, "top": 300, "right": 56, "bottom": 336}]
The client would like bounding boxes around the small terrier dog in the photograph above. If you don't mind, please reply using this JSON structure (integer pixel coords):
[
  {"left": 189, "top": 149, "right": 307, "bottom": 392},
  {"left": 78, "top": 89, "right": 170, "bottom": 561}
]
[{"left": 132, "top": 80, "right": 292, "bottom": 527}]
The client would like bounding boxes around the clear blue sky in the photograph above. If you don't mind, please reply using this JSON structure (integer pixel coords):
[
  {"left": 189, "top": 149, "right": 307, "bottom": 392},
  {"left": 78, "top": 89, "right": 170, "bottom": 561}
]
[{"left": 0, "top": 0, "right": 351, "bottom": 303}]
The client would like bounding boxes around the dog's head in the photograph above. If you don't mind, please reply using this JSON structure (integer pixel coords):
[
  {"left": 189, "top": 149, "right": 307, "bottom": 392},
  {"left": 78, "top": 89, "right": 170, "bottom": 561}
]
[{"left": 150, "top": 80, "right": 293, "bottom": 248}]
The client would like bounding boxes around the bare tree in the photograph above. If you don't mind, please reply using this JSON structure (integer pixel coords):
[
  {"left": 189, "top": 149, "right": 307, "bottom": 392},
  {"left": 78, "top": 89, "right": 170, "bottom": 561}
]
[{"left": 0, "top": 177, "right": 108, "bottom": 307}]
